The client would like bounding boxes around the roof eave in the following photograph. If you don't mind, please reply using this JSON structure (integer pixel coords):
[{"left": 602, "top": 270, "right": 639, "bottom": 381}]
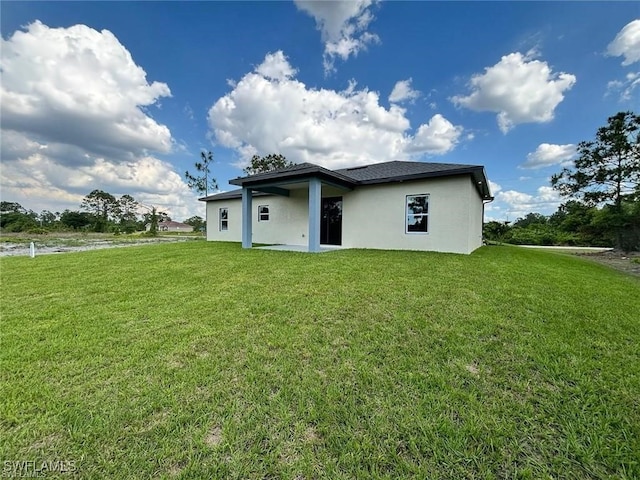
[
  {"left": 200, "top": 189, "right": 276, "bottom": 202},
  {"left": 471, "top": 167, "right": 493, "bottom": 200},
  {"left": 198, "top": 194, "right": 219, "bottom": 202},
  {"left": 230, "top": 167, "right": 357, "bottom": 190}
]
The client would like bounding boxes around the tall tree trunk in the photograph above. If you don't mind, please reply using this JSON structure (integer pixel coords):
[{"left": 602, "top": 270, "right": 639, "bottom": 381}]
[{"left": 615, "top": 152, "right": 623, "bottom": 250}]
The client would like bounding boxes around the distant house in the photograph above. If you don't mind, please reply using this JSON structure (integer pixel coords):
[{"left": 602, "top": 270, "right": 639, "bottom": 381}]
[
  {"left": 145, "top": 221, "right": 194, "bottom": 233},
  {"left": 200, "top": 161, "right": 493, "bottom": 254}
]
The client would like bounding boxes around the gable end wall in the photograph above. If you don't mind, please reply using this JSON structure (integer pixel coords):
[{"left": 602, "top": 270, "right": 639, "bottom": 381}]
[{"left": 341, "top": 176, "right": 481, "bottom": 254}]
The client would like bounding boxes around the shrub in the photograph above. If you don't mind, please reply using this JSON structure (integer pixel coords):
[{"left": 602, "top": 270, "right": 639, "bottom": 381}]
[{"left": 24, "top": 227, "right": 49, "bottom": 235}]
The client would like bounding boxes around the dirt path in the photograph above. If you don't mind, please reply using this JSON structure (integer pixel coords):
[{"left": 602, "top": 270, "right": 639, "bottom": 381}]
[
  {"left": 516, "top": 245, "right": 640, "bottom": 278},
  {"left": 574, "top": 250, "right": 640, "bottom": 278}
]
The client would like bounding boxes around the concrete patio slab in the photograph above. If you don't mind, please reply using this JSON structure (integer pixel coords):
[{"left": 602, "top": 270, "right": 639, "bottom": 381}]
[{"left": 255, "top": 244, "right": 346, "bottom": 253}]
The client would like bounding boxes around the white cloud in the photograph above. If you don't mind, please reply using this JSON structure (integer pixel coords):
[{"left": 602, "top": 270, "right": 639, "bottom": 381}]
[
  {"left": 294, "top": 0, "right": 380, "bottom": 73},
  {"left": 451, "top": 52, "right": 576, "bottom": 133},
  {"left": 607, "top": 19, "right": 640, "bottom": 66},
  {"left": 606, "top": 71, "right": 640, "bottom": 102},
  {"left": 406, "top": 115, "right": 463, "bottom": 155},
  {"left": 389, "top": 78, "right": 421, "bottom": 104},
  {"left": 1, "top": 21, "right": 172, "bottom": 157},
  {"left": 488, "top": 180, "right": 502, "bottom": 196},
  {"left": 498, "top": 190, "right": 533, "bottom": 206},
  {"left": 0, "top": 21, "right": 200, "bottom": 220},
  {"left": 0, "top": 131, "right": 202, "bottom": 221},
  {"left": 208, "top": 51, "right": 463, "bottom": 170},
  {"left": 184, "top": 103, "right": 195, "bottom": 120},
  {"left": 495, "top": 185, "right": 562, "bottom": 219},
  {"left": 255, "top": 51, "right": 297, "bottom": 81},
  {"left": 520, "top": 143, "right": 576, "bottom": 169},
  {"left": 537, "top": 185, "right": 561, "bottom": 203}
]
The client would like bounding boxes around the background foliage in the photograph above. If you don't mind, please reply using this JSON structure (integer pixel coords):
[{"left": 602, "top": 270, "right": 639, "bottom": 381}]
[{"left": 0, "top": 197, "right": 204, "bottom": 236}]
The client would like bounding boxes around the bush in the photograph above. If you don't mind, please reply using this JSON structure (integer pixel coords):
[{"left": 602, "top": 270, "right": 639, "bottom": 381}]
[
  {"left": 24, "top": 227, "right": 49, "bottom": 235},
  {"left": 554, "top": 232, "right": 581, "bottom": 246},
  {"left": 120, "top": 223, "right": 137, "bottom": 234},
  {"left": 505, "top": 226, "right": 559, "bottom": 246},
  {"left": 0, "top": 212, "right": 38, "bottom": 232}
]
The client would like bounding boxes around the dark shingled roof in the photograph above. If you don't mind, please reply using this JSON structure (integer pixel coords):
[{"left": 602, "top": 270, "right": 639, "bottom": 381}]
[
  {"left": 336, "top": 161, "right": 482, "bottom": 183},
  {"left": 200, "top": 160, "right": 493, "bottom": 201}
]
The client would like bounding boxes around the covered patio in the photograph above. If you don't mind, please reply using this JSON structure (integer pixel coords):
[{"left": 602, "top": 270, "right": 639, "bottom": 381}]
[{"left": 229, "top": 163, "right": 355, "bottom": 253}]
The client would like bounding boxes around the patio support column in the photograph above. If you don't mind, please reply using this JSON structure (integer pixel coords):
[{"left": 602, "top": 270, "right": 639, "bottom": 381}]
[
  {"left": 308, "top": 177, "right": 321, "bottom": 252},
  {"left": 241, "top": 187, "right": 253, "bottom": 248}
]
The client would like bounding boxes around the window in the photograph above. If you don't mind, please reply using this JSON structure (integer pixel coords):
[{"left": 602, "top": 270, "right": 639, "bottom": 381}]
[
  {"left": 219, "top": 208, "right": 228, "bottom": 231},
  {"left": 258, "top": 205, "right": 269, "bottom": 222},
  {"left": 406, "top": 194, "right": 428, "bottom": 233}
]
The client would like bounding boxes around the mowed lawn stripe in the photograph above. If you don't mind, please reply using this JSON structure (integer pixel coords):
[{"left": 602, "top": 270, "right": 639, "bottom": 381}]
[{"left": 1, "top": 243, "right": 639, "bottom": 479}]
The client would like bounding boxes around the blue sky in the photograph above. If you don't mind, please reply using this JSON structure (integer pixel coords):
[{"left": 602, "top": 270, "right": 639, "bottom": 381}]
[{"left": 1, "top": 1, "right": 639, "bottom": 222}]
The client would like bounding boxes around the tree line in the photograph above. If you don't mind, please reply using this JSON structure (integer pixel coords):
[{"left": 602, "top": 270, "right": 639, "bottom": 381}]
[
  {"left": 486, "top": 111, "right": 640, "bottom": 251},
  {"left": 484, "top": 199, "right": 640, "bottom": 250},
  {"left": 2, "top": 151, "right": 290, "bottom": 235},
  {"left": 0, "top": 191, "right": 204, "bottom": 234}
]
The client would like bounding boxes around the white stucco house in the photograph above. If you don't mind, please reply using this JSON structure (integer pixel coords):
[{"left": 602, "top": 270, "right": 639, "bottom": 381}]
[
  {"left": 200, "top": 161, "right": 493, "bottom": 254},
  {"left": 145, "top": 221, "right": 194, "bottom": 233}
]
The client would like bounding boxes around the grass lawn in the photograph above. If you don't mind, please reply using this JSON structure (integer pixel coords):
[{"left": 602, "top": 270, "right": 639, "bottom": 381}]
[{"left": 1, "top": 243, "right": 639, "bottom": 479}]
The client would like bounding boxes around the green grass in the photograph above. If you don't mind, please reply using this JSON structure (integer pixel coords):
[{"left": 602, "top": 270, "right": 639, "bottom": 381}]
[{"left": 1, "top": 243, "right": 639, "bottom": 479}]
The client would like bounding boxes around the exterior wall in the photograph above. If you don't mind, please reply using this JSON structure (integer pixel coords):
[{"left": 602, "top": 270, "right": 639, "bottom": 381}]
[
  {"left": 341, "top": 176, "right": 482, "bottom": 254},
  {"left": 206, "top": 190, "right": 310, "bottom": 245},
  {"left": 205, "top": 175, "right": 485, "bottom": 254},
  {"left": 206, "top": 199, "right": 241, "bottom": 242},
  {"left": 467, "top": 180, "right": 485, "bottom": 253}
]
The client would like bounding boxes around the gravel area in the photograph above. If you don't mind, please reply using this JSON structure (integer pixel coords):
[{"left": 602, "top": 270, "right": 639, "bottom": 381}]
[
  {"left": 516, "top": 245, "right": 640, "bottom": 278},
  {"left": 575, "top": 250, "right": 640, "bottom": 278},
  {"left": 0, "top": 236, "right": 198, "bottom": 257}
]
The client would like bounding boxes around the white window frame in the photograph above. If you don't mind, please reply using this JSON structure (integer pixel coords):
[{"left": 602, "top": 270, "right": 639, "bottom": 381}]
[
  {"left": 258, "top": 205, "right": 270, "bottom": 222},
  {"left": 405, "top": 194, "right": 429, "bottom": 234},
  {"left": 219, "top": 207, "right": 228, "bottom": 231}
]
